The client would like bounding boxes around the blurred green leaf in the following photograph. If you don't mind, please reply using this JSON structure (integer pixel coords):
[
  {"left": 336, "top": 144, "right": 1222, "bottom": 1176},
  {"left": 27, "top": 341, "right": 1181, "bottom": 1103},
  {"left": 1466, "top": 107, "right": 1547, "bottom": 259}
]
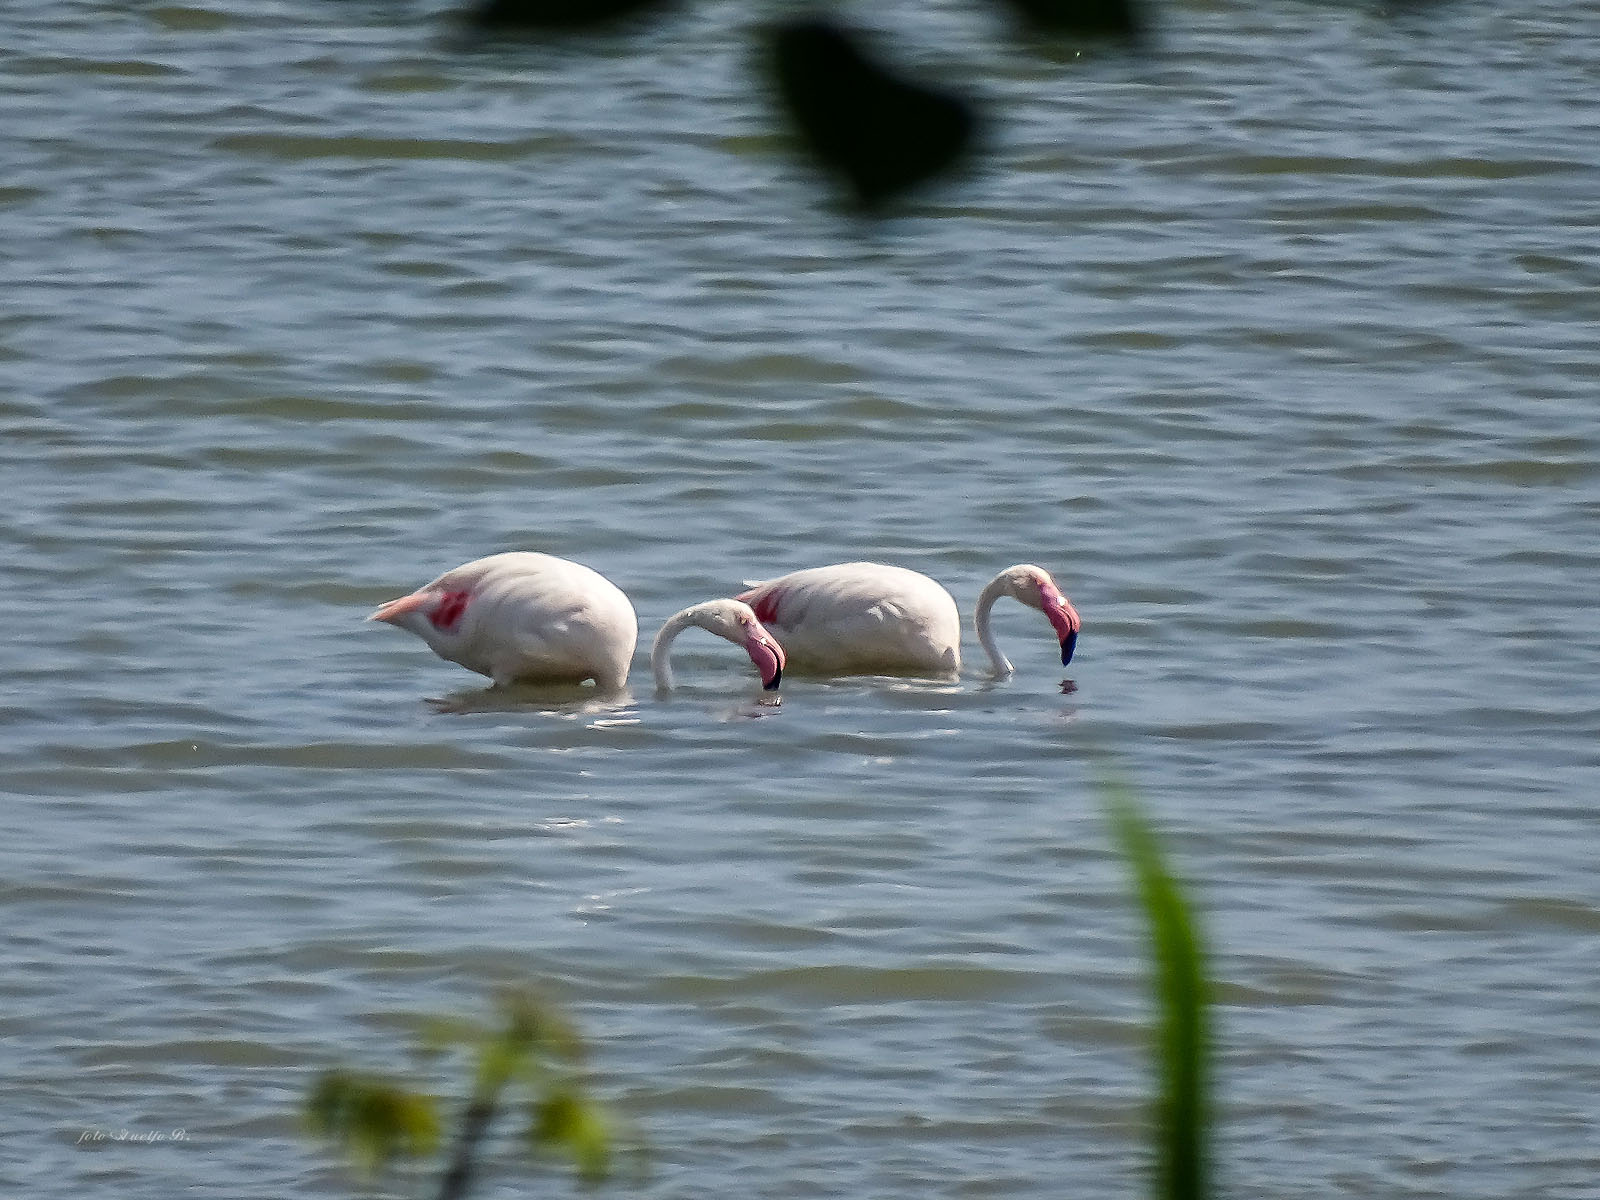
[
  {"left": 1107, "top": 786, "right": 1210, "bottom": 1200},
  {"left": 529, "top": 1088, "right": 613, "bottom": 1184},
  {"left": 498, "top": 988, "right": 586, "bottom": 1064},
  {"left": 467, "top": 989, "right": 586, "bottom": 1094},
  {"left": 308, "top": 989, "right": 626, "bottom": 1197},
  {"left": 474, "top": 1036, "right": 523, "bottom": 1094},
  {"left": 305, "top": 1070, "right": 442, "bottom": 1174}
]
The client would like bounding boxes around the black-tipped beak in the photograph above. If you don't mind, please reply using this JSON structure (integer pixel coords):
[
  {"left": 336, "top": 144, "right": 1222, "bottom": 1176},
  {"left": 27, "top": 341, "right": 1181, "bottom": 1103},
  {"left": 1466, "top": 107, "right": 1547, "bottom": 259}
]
[
  {"left": 763, "top": 666, "right": 782, "bottom": 691},
  {"left": 1060, "top": 630, "right": 1077, "bottom": 666}
]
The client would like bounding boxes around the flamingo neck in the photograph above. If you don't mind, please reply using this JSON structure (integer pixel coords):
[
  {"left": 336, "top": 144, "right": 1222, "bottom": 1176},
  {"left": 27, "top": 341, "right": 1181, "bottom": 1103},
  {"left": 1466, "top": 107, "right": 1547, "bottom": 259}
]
[
  {"left": 650, "top": 610, "right": 694, "bottom": 691},
  {"left": 974, "top": 575, "right": 1016, "bottom": 676}
]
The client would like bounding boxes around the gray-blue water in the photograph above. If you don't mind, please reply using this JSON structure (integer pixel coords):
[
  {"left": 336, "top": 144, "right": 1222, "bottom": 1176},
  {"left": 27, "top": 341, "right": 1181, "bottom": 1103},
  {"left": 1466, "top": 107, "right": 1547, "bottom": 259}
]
[{"left": 4, "top": 1, "right": 1598, "bottom": 1196}]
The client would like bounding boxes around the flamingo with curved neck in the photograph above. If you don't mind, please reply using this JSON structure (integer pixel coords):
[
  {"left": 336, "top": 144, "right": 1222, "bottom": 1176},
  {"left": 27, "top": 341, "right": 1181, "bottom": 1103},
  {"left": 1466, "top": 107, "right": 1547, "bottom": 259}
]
[
  {"left": 651, "top": 599, "right": 786, "bottom": 692},
  {"left": 973, "top": 564, "right": 1080, "bottom": 676},
  {"left": 368, "top": 551, "right": 637, "bottom": 690}
]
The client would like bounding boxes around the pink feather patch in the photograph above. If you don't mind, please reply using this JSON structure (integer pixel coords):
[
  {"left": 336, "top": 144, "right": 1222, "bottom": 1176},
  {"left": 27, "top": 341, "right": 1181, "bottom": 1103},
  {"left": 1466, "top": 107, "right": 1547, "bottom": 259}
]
[
  {"left": 748, "top": 590, "right": 781, "bottom": 625},
  {"left": 429, "top": 589, "right": 471, "bottom": 632}
]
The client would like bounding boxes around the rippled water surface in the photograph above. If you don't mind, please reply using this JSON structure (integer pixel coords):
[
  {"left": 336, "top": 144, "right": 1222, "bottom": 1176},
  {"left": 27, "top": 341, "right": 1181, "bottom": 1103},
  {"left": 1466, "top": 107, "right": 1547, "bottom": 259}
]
[{"left": 4, "top": 1, "right": 1599, "bottom": 1197}]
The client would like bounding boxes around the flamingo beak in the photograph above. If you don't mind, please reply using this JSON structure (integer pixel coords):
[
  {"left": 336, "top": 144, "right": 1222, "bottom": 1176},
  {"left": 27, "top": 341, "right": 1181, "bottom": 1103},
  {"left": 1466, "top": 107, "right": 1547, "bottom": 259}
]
[
  {"left": 369, "top": 590, "right": 434, "bottom": 624},
  {"left": 746, "top": 628, "right": 786, "bottom": 691},
  {"left": 1042, "top": 591, "right": 1081, "bottom": 666}
]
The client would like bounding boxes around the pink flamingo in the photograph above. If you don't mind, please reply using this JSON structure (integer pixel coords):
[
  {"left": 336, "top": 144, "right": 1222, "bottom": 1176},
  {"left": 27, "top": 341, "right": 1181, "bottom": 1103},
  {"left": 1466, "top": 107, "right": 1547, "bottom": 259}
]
[
  {"left": 734, "top": 562, "right": 1080, "bottom": 678},
  {"left": 368, "top": 552, "right": 637, "bottom": 690},
  {"left": 651, "top": 599, "right": 786, "bottom": 691}
]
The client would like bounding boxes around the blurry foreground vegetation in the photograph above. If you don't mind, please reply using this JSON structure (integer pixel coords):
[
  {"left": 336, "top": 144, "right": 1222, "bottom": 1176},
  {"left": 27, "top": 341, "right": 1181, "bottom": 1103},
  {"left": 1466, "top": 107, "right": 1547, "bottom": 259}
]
[
  {"left": 443, "top": 0, "right": 1149, "bottom": 209},
  {"left": 306, "top": 989, "right": 629, "bottom": 1198},
  {"left": 307, "top": 791, "right": 1210, "bottom": 1198},
  {"left": 1108, "top": 784, "right": 1210, "bottom": 1200}
]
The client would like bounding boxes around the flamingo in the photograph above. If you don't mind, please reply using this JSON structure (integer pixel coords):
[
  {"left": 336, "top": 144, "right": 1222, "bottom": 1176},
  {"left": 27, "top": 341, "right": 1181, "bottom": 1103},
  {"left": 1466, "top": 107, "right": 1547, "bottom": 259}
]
[
  {"left": 734, "top": 562, "right": 961, "bottom": 676},
  {"left": 368, "top": 552, "right": 637, "bottom": 690},
  {"left": 651, "top": 599, "right": 786, "bottom": 691},
  {"left": 973, "top": 563, "right": 1081, "bottom": 675},
  {"left": 733, "top": 561, "right": 1081, "bottom": 678}
]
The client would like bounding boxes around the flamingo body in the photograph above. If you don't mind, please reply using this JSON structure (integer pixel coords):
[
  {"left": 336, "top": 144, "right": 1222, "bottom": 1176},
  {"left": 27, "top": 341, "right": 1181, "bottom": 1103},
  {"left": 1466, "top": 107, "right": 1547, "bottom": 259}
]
[
  {"left": 736, "top": 562, "right": 961, "bottom": 677},
  {"left": 369, "top": 552, "right": 637, "bottom": 690}
]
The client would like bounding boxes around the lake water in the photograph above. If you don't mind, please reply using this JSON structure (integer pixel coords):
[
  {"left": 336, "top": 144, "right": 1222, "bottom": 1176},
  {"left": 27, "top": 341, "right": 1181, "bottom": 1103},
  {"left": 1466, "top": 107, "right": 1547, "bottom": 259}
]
[{"left": 4, "top": 1, "right": 1598, "bottom": 1196}]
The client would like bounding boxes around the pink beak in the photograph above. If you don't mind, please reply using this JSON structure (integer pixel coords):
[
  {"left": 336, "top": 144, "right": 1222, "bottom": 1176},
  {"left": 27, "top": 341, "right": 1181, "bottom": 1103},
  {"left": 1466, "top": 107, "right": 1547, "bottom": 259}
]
[
  {"left": 744, "top": 626, "right": 786, "bottom": 691},
  {"left": 1041, "top": 587, "right": 1081, "bottom": 666},
  {"left": 368, "top": 590, "right": 434, "bottom": 624}
]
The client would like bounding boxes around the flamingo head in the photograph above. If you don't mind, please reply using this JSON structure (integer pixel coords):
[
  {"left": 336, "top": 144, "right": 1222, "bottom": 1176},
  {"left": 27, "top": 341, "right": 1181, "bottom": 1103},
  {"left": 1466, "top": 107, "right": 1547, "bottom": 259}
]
[
  {"left": 1003, "top": 565, "right": 1080, "bottom": 666},
  {"left": 684, "top": 599, "right": 787, "bottom": 690},
  {"left": 368, "top": 585, "right": 474, "bottom": 641}
]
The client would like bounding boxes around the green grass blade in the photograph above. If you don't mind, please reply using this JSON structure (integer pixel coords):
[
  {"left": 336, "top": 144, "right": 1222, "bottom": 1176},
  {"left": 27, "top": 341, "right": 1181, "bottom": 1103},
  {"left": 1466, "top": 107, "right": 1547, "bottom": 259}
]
[{"left": 1107, "top": 789, "right": 1211, "bottom": 1200}]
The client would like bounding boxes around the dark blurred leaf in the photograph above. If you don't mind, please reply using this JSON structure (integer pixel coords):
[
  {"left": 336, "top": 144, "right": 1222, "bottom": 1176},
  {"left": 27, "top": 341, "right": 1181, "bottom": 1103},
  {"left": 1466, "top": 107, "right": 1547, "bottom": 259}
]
[
  {"left": 767, "top": 18, "right": 978, "bottom": 210},
  {"left": 465, "top": 0, "right": 679, "bottom": 33},
  {"left": 1107, "top": 788, "right": 1210, "bottom": 1200},
  {"left": 992, "top": 0, "right": 1148, "bottom": 39}
]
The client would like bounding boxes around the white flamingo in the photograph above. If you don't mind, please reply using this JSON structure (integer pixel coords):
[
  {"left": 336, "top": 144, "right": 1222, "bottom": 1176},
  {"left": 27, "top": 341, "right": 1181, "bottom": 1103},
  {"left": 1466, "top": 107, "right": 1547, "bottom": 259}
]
[
  {"left": 368, "top": 552, "right": 637, "bottom": 690},
  {"left": 733, "top": 561, "right": 1080, "bottom": 678},
  {"left": 651, "top": 599, "right": 786, "bottom": 692}
]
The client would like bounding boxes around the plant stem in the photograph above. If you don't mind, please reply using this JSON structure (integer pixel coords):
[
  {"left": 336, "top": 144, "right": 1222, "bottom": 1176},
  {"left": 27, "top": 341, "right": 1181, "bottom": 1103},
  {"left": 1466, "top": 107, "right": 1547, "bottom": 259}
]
[{"left": 437, "top": 1095, "right": 498, "bottom": 1200}]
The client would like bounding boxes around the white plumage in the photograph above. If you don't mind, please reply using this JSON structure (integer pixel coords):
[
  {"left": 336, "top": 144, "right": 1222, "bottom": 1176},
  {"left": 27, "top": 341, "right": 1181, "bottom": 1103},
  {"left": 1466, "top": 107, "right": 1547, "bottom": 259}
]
[
  {"left": 368, "top": 552, "right": 637, "bottom": 690},
  {"left": 735, "top": 562, "right": 962, "bottom": 676}
]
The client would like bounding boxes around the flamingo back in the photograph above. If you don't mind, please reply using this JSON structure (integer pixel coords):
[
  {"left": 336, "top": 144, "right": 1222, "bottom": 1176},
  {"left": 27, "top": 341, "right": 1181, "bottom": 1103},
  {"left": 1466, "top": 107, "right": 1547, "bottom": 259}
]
[{"left": 737, "top": 562, "right": 959, "bottom": 676}]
